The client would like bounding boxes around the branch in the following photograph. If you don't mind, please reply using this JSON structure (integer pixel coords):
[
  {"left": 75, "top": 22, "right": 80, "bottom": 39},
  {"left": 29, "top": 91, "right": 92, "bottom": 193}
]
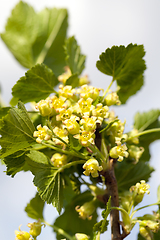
[{"left": 101, "top": 159, "right": 129, "bottom": 240}]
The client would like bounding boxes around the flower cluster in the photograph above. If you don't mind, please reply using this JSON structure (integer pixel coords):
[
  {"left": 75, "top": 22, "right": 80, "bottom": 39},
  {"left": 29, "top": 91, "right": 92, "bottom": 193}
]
[{"left": 33, "top": 67, "right": 138, "bottom": 177}]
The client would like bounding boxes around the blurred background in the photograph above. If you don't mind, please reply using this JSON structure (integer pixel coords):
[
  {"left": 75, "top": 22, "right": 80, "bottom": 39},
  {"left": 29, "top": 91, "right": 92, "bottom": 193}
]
[{"left": 0, "top": 0, "right": 160, "bottom": 239}]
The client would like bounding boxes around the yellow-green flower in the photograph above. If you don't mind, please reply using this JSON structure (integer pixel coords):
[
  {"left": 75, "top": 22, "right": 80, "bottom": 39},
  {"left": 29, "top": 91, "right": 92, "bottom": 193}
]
[
  {"left": 15, "top": 226, "right": 31, "bottom": 240},
  {"left": 59, "top": 84, "right": 76, "bottom": 99},
  {"left": 33, "top": 125, "right": 52, "bottom": 143},
  {"left": 128, "top": 145, "right": 144, "bottom": 163},
  {"left": 74, "top": 131, "right": 95, "bottom": 147},
  {"left": 105, "top": 92, "right": 121, "bottom": 106},
  {"left": 56, "top": 108, "right": 73, "bottom": 122},
  {"left": 52, "top": 126, "right": 69, "bottom": 146},
  {"left": 63, "top": 115, "right": 80, "bottom": 135},
  {"left": 77, "top": 97, "right": 94, "bottom": 116},
  {"left": 107, "top": 119, "right": 126, "bottom": 143},
  {"left": 51, "top": 153, "right": 68, "bottom": 167},
  {"left": 78, "top": 84, "right": 101, "bottom": 101},
  {"left": 130, "top": 180, "right": 150, "bottom": 206},
  {"left": 50, "top": 96, "right": 67, "bottom": 113},
  {"left": 83, "top": 159, "right": 103, "bottom": 177},
  {"left": 92, "top": 103, "right": 109, "bottom": 124},
  {"left": 27, "top": 220, "right": 45, "bottom": 238},
  {"left": 109, "top": 144, "right": 129, "bottom": 161},
  {"left": 75, "top": 201, "right": 95, "bottom": 220},
  {"left": 130, "top": 180, "right": 150, "bottom": 195},
  {"left": 35, "top": 99, "right": 52, "bottom": 116},
  {"left": 80, "top": 116, "right": 97, "bottom": 132}
]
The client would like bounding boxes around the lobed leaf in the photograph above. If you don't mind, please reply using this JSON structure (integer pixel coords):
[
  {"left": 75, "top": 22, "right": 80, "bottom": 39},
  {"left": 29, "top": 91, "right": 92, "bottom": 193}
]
[
  {"left": 96, "top": 44, "right": 146, "bottom": 103},
  {"left": 0, "top": 102, "right": 35, "bottom": 158},
  {"left": 64, "top": 36, "right": 86, "bottom": 75},
  {"left": 1, "top": 1, "right": 68, "bottom": 76},
  {"left": 26, "top": 150, "right": 63, "bottom": 214},
  {"left": 25, "top": 192, "right": 45, "bottom": 220},
  {"left": 12, "top": 64, "right": 58, "bottom": 104}
]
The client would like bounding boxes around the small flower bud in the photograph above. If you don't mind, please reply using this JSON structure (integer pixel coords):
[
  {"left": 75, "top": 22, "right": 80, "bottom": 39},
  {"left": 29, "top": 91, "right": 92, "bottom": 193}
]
[
  {"left": 75, "top": 233, "right": 89, "bottom": 240},
  {"left": 105, "top": 92, "right": 121, "bottom": 106},
  {"left": 15, "top": 226, "right": 31, "bottom": 240},
  {"left": 51, "top": 153, "right": 68, "bottom": 167},
  {"left": 83, "top": 159, "right": 103, "bottom": 178},
  {"left": 128, "top": 145, "right": 144, "bottom": 163},
  {"left": 27, "top": 220, "right": 45, "bottom": 238},
  {"left": 35, "top": 99, "right": 52, "bottom": 116},
  {"left": 75, "top": 201, "right": 95, "bottom": 220}
]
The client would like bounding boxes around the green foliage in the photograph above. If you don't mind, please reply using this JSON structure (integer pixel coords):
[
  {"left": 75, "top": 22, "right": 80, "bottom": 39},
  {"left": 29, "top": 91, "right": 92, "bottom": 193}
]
[
  {"left": 12, "top": 64, "right": 58, "bottom": 104},
  {"left": 93, "top": 196, "right": 111, "bottom": 235},
  {"left": 1, "top": 1, "right": 68, "bottom": 76},
  {"left": 64, "top": 36, "right": 86, "bottom": 75},
  {"left": 0, "top": 102, "right": 35, "bottom": 158},
  {"left": 25, "top": 193, "right": 45, "bottom": 220},
  {"left": 115, "top": 161, "right": 154, "bottom": 192},
  {"left": 26, "top": 150, "right": 63, "bottom": 214},
  {"left": 54, "top": 191, "right": 98, "bottom": 239},
  {"left": 0, "top": 107, "right": 10, "bottom": 119},
  {"left": 96, "top": 44, "right": 146, "bottom": 103}
]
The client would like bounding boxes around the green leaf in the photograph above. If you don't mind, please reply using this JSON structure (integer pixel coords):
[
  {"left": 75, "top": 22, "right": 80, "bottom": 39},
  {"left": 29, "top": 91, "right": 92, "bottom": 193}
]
[
  {"left": 26, "top": 150, "right": 63, "bottom": 213},
  {"left": 0, "top": 102, "right": 35, "bottom": 158},
  {"left": 115, "top": 161, "right": 154, "bottom": 192},
  {"left": 117, "top": 74, "right": 144, "bottom": 104},
  {"left": 134, "top": 109, "right": 160, "bottom": 162},
  {"left": 1, "top": 1, "right": 68, "bottom": 76},
  {"left": 3, "top": 151, "right": 27, "bottom": 177},
  {"left": 54, "top": 191, "right": 97, "bottom": 239},
  {"left": 25, "top": 192, "right": 45, "bottom": 220},
  {"left": 96, "top": 44, "right": 146, "bottom": 103},
  {"left": 64, "top": 36, "right": 86, "bottom": 75},
  {"left": 65, "top": 74, "right": 79, "bottom": 88},
  {"left": 134, "top": 109, "right": 160, "bottom": 134},
  {"left": 0, "top": 107, "right": 10, "bottom": 120},
  {"left": 12, "top": 64, "right": 58, "bottom": 104}
]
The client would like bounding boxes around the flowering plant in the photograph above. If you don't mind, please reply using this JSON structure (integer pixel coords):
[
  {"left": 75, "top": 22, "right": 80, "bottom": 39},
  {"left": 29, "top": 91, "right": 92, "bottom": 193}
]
[{"left": 1, "top": 2, "right": 160, "bottom": 240}]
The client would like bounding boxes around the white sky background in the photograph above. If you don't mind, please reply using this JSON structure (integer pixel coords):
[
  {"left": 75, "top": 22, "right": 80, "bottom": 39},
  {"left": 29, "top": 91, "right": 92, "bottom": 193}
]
[{"left": 0, "top": 0, "right": 160, "bottom": 239}]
